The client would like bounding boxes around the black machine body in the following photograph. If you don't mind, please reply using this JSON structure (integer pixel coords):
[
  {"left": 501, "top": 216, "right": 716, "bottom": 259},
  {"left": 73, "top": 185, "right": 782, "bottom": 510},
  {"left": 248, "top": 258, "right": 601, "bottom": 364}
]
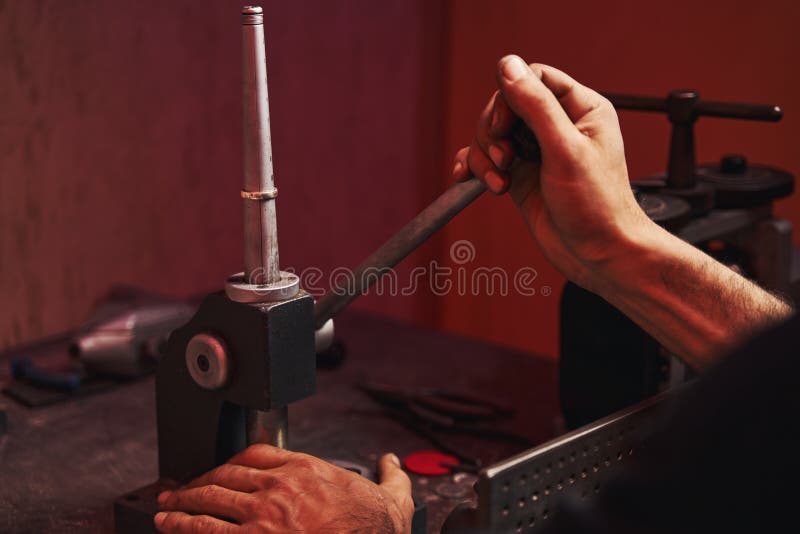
[{"left": 115, "top": 290, "right": 317, "bottom": 533}]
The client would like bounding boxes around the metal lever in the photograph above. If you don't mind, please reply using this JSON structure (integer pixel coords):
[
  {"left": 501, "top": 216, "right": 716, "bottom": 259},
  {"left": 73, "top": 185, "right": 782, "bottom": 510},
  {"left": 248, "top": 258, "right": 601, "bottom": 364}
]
[
  {"left": 313, "top": 178, "right": 489, "bottom": 329},
  {"left": 313, "top": 121, "right": 542, "bottom": 329}
]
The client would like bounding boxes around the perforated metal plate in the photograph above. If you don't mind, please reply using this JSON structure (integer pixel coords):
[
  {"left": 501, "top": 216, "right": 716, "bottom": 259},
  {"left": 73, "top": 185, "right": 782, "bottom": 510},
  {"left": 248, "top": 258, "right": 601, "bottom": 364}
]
[{"left": 445, "top": 393, "right": 669, "bottom": 533}]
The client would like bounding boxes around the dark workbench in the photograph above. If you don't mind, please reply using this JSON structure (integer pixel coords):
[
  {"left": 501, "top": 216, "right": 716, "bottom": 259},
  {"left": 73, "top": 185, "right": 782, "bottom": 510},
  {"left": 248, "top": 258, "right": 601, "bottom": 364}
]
[{"left": 0, "top": 311, "right": 559, "bottom": 533}]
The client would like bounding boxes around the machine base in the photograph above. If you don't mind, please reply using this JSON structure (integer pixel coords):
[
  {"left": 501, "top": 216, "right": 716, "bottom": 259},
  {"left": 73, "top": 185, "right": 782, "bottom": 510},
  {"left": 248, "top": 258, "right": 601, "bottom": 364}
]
[
  {"left": 115, "top": 475, "right": 427, "bottom": 534},
  {"left": 115, "top": 479, "right": 178, "bottom": 534}
]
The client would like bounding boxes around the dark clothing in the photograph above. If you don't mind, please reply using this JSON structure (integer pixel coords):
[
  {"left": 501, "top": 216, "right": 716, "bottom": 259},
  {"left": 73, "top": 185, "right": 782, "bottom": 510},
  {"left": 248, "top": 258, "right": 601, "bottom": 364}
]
[{"left": 551, "top": 314, "right": 800, "bottom": 533}]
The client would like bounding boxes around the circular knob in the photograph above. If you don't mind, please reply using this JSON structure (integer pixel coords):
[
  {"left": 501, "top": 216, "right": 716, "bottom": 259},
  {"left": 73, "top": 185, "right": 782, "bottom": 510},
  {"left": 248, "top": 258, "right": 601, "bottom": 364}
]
[
  {"left": 667, "top": 90, "right": 699, "bottom": 123},
  {"left": 720, "top": 154, "right": 748, "bottom": 174},
  {"left": 185, "top": 333, "right": 230, "bottom": 390}
]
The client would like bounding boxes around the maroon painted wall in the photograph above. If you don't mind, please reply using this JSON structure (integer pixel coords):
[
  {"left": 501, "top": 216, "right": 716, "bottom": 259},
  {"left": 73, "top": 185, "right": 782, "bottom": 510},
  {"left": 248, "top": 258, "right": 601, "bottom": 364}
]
[
  {"left": 0, "top": 0, "right": 445, "bottom": 348},
  {"left": 2, "top": 1, "right": 798, "bottom": 363}
]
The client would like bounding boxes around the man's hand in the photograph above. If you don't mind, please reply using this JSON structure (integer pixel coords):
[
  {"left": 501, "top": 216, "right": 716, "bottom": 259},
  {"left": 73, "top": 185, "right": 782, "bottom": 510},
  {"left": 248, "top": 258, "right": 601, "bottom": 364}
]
[
  {"left": 454, "top": 55, "right": 792, "bottom": 368},
  {"left": 452, "top": 55, "right": 649, "bottom": 291},
  {"left": 154, "top": 445, "right": 414, "bottom": 534}
]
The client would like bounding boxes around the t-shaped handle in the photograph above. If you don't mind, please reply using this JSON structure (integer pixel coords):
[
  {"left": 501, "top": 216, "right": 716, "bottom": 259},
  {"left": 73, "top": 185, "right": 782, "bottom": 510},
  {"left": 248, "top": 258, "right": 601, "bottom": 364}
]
[{"left": 605, "top": 91, "right": 782, "bottom": 189}]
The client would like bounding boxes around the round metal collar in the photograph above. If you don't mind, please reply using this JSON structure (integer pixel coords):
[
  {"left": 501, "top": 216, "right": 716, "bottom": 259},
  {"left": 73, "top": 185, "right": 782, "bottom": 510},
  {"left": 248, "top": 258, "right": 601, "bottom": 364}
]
[{"left": 225, "top": 270, "right": 300, "bottom": 303}]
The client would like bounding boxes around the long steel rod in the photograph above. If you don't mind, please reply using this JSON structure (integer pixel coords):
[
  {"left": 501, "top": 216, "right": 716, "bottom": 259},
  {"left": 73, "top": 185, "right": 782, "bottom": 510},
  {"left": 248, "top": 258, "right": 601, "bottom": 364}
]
[
  {"left": 313, "top": 177, "right": 488, "bottom": 329},
  {"left": 242, "top": 6, "right": 280, "bottom": 285},
  {"left": 246, "top": 405, "right": 288, "bottom": 449},
  {"left": 242, "top": 5, "right": 285, "bottom": 448}
]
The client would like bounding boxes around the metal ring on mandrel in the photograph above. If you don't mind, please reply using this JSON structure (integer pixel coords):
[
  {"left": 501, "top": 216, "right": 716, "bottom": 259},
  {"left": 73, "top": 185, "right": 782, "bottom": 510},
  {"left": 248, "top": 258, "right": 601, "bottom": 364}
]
[
  {"left": 225, "top": 270, "right": 300, "bottom": 303},
  {"left": 241, "top": 188, "right": 278, "bottom": 201}
]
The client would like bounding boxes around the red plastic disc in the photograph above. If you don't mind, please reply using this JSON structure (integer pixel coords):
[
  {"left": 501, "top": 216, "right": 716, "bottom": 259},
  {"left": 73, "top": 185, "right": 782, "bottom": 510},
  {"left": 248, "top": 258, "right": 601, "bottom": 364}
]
[{"left": 403, "top": 450, "right": 458, "bottom": 476}]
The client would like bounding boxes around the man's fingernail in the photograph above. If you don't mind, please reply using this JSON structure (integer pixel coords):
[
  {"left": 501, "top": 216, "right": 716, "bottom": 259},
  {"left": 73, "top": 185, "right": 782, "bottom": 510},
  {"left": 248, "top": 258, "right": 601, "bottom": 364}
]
[
  {"left": 484, "top": 170, "right": 506, "bottom": 194},
  {"left": 501, "top": 55, "right": 529, "bottom": 82},
  {"left": 157, "top": 491, "right": 171, "bottom": 506},
  {"left": 154, "top": 512, "right": 167, "bottom": 526},
  {"left": 488, "top": 145, "right": 505, "bottom": 168},
  {"left": 490, "top": 106, "right": 501, "bottom": 132},
  {"left": 389, "top": 453, "right": 401, "bottom": 467},
  {"left": 452, "top": 160, "right": 463, "bottom": 176}
]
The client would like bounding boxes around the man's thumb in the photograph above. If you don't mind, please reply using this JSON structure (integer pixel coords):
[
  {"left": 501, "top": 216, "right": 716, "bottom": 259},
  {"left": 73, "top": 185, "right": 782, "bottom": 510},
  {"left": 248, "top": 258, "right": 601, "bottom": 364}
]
[
  {"left": 378, "top": 453, "right": 411, "bottom": 499},
  {"left": 496, "top": 55, "right": 576, "bottom": 152}
]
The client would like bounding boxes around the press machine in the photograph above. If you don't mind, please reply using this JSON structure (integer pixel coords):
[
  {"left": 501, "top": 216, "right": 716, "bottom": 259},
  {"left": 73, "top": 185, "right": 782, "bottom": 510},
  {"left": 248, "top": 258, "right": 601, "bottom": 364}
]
[{"left": 114, "top": 8, "right": 314, "bottom": 531}]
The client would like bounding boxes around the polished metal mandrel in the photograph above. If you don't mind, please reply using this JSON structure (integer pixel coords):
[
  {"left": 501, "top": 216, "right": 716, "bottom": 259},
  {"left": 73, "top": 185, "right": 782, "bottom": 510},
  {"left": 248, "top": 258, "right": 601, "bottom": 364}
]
[{"left": 241, "top": 5, "right": 280, "bottom": 286}]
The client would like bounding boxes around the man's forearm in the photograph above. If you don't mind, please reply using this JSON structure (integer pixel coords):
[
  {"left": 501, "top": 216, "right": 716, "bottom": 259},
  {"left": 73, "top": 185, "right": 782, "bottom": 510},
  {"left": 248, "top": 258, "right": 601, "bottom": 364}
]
[{"left": 590, "top": 223, "right": 793, "bottom": 370}]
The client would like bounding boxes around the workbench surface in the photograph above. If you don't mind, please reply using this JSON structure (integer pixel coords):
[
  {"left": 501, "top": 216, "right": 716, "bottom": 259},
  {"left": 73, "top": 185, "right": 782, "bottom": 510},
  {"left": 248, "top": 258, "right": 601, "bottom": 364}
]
[{"left": 0, "top": 311, "right": 558, "bottom": 533}]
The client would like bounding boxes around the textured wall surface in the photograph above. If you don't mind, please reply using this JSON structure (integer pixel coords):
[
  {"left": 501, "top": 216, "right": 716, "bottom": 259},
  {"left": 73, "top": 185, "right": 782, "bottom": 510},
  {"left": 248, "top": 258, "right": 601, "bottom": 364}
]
[
  {"left": 1, "top": 0, "right": 798, "bottom": 360},
  {"left": 0, "top": 0, "right": 444, "bottom": 348}
]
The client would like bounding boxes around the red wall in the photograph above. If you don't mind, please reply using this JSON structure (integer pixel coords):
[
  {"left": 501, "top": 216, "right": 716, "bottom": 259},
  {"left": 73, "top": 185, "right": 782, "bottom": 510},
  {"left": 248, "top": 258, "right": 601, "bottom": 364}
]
[
  {"left": 2, "top": 1, "right": 798, "bottom": 362},
  {"left": 0, "top": 0, "right": 445, "bottom": 347},
  {"left": 439, "top": 0, "right": 800, "bottom": 359}
]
